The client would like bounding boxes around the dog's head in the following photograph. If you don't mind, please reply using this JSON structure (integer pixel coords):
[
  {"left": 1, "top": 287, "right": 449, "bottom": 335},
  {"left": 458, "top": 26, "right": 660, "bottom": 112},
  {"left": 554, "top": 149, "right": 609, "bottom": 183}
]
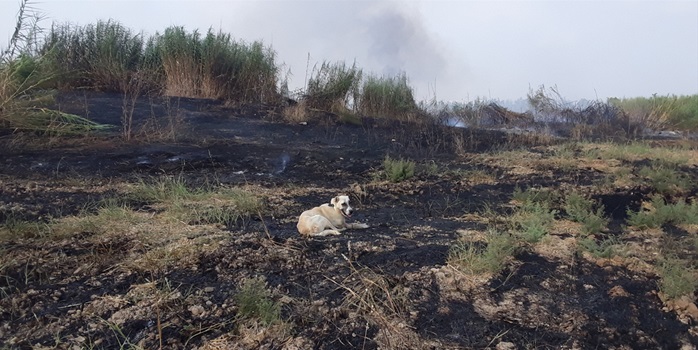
[{"left": 330, "top": 195, "right": 353, "bottom": 218}]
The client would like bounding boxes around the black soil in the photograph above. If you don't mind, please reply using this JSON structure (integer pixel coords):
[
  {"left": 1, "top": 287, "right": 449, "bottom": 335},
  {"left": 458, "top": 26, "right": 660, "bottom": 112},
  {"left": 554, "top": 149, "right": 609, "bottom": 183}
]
[{"left": 0, "top": 91, "right": 695, "bottom": 349}]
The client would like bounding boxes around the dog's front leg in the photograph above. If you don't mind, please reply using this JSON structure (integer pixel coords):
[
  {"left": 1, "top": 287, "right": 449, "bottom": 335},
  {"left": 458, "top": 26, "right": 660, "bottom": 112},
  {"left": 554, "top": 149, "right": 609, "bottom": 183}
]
[
  {"left": 312, "top": 229, "right": 344, "bottom": 236},
  {"left": 346, "top": 222, "right": 369, "bottom": 229}
]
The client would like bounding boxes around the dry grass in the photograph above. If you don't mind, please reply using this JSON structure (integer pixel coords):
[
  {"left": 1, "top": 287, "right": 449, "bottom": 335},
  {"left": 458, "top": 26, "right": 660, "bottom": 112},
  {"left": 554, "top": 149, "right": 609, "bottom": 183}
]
[{"left": 282, "top": 100, "right": 310, "bottom": 124}]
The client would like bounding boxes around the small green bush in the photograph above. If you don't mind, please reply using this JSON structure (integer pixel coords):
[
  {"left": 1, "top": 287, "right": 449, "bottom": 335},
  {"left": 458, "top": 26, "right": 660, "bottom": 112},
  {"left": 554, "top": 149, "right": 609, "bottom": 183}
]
[
  {"left": 382, "top": 156, "right": 415, "bottom": 183},
  {"left": 235, "top": 277, "right": 281, "bottom": 325},
  {"left": 657, "top": 258, "right": 697, "bottom": 299},
  {"left": 448, "top": 231, "right": 518, "bottom": 275},
  {"left": 564, "top": 192, "right": 609, "bottom": 235},
  {"left": 512, "top": 186, "right": 559, "bottom": 208},
  {"left": 626, "top": 195, "right": 698, "bottom": 229},
  {"left": 638, "top": 165, "right": 691, "bottom": 196},
  {"left": 578, "top": 235, "right": 619, "bottom": 259},
  {"left": 513, "top": 202, "right": 557, "bottom": 243}
]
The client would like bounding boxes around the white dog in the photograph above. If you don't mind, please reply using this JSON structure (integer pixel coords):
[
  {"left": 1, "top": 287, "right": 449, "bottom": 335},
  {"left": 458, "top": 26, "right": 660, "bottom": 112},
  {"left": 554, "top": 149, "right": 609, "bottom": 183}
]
[{"left": 297, "top": 195, "right": 369, "bottom": 237}]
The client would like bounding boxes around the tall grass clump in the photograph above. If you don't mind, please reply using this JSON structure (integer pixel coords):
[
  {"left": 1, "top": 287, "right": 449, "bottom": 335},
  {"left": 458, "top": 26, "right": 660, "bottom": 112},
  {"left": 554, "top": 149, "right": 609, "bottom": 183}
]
[
  {"left": 304, "top": 60, "right": 362, "bottom": 112},
  {"left": 40, "top": 22, "right": 279, "bottom": 103},
  {"left": 609, "top": 94, "right": 698, "bottom": 131},
  {"left": 359, "top": 73, "right": 420, "bottom": 121},
  {"left": 1, "top": 1, "right": 113, "bottom": 134},
  {"left": 149, "top": 27, "right": 278, "bottom": 102},
  {"left": 42, "top": 20, "right": 146, "bottom": 91}
]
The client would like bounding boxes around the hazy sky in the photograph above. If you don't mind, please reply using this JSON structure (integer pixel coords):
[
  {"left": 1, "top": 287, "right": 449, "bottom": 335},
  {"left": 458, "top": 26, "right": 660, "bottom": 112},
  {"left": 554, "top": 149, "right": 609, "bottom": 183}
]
[{"left": 1, "top": 0, "right": 697, "bottom": 102}]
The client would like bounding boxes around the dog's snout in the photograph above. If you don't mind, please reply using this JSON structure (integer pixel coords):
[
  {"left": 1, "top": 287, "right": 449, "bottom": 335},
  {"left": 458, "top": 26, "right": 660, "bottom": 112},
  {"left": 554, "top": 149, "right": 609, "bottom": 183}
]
[{"left": 346, "top": 208, "right": 353, "bottom": 215}]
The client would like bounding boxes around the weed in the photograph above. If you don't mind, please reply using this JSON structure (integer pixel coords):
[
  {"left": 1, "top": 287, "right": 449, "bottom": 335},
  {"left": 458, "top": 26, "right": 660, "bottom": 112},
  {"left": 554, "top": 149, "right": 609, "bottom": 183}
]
[
  {"left": 638, "top": 165, "right": 691, "bottom": 196},
  {"left": 381, "top": 156, "right": 415, "bottom": 183},
  {"left": 564, "top": 192, "right": 609, "bottom": 235},
  {"left": 0, "top": 216, "right": 50, "bottom": 240},
  {"left": 235, "top": 277, "right": 281, "bottom": 326},
  {"left": 512, "top": 186, "right": 559, "bottom": 208},
  {"left": 626, "top": 195, "right": 698, "bottom": 229},
  {"left": 513, "top": 202, "right": 557, "bottom": 243},
  {"left": 657, "top": 257, "right": 697, "bottom": 299},
  {"left": 185, "top": 188, "right": 264, "bottom": 227},
  {"left": 578, "top": 235, "right": 620, "bottom": 259},
  {"left": 448, "top": 231, "right": 518, "bottom": 275},
  {"left": 134, "top": 176, "right": 202, "bottom": 203}
]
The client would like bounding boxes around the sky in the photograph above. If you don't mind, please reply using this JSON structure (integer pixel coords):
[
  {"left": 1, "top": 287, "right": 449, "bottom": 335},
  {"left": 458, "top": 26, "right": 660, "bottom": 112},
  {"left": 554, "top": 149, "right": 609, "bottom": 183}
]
[{"left": 1, "top": 0, "right": 697, "bottom": 103}]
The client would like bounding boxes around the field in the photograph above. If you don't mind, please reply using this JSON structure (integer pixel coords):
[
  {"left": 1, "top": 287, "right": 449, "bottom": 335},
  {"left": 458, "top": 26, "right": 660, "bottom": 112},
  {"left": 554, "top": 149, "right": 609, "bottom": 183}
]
[{"left": 1, "top": 91, "right": 697, "bottom": 349}]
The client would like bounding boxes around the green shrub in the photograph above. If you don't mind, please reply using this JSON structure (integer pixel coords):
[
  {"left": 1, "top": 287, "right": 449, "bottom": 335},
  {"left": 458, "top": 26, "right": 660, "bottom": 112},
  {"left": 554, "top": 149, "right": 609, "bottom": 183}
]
[
  {"left": 513, "top": 202, "right": 557, "bottom": 243},
  {"left": 512, "top": 186, "right": 559, "bottom": 208},
  {"left": 448, "top": 231, "right": 518, "bottom": 275},
  {"left": 627, "top": 195, "right": 698, "bottom": 229},
  {"left": 657, "top": 258, "right": 697, "bottom": 299},
  {"left": 578, "top": 235, "right": 619, "bottom": 259},
  {"left": 638, "top": 165, "right": 691, "bottom": 196},
  {"left": 235, "top": 277, "right": 281, "bottom": 325},
  {"left": 564, "top": 192, "right": 609, "bottom": 235},
  {"left": 382, "top": 156, "right": 415, "bottom": 183}
]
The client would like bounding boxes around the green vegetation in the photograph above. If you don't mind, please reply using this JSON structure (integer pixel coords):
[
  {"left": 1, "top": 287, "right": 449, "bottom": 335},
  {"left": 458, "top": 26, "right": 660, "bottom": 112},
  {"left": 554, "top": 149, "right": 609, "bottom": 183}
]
[
  {"left": 657, "top": 258, "right": 697, "bottom": 299},
  {"left": 512, "top": 186, "right": 559, "bottom": 208},
  {"left": 578, "top": 235, "right": 620, "bottom": 259},
  {"left": 513, "top": 202, "right": 557, "bottom": 243},
  {"left": 448, "top": 231, "right": 518, "bottom": 275},
  {"left": 43, "top": 21, "right": 278, "bottom": 103},
  {"left": 564, "top": 192, "right": 608, "bottom": 235},
  {"left": 381, "top": 156, "right": 416, "bottom": 183},
  {"left": 609, "top": 94, "right": 698, "bottom": 131},
  {"left": 135, "top": 177, "right": 263, "bottom": 227},
  {"left": 359, "top": 73, "right": 420, "bottom": 120},
  {"left": 638, "top": 165, "right": 691, "bottom": 197},
  {"left": 235, "top": 277, "right": 282, "bottom": 326},
  {"left": 626, "top": 195, "right": 698, "bottom": 229},
  {"left": 305, "top": 60, "right": 362, "bottom": 112}
]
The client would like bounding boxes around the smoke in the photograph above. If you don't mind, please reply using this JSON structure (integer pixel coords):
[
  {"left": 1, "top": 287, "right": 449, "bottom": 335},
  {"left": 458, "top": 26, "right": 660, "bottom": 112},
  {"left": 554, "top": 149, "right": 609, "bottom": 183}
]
[
  {"left": 231, "top": 1, "right": 464, "bottom": 101},
  {"left": 273, "top": 153, "right": 291, "bottom": 175},
  {"left": 363, "top": 5, "right": 448, "bottom": 85}
]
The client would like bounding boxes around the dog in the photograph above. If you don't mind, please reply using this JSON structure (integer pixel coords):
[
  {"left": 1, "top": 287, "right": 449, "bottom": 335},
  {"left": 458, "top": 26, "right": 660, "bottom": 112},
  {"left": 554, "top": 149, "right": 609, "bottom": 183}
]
[{"left": 297, "top": 195, "right": 369, "bottom": 237}]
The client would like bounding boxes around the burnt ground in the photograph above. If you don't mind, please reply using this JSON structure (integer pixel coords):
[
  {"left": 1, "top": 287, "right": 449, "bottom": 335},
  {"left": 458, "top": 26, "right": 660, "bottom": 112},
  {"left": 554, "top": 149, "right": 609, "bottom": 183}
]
[{"left": 0, "top": 91, "right": 696, "bottom": 349}]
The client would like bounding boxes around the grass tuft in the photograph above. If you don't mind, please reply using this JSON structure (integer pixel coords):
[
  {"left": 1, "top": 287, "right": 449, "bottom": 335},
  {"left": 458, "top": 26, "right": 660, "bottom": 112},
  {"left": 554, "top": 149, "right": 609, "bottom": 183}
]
[
  {"left": 578, "top": 235, "right": 620, "bottom": 259},
  {"left": 235, "top": 277, "right": 281, "bottom": 326},
  {"left": 657, "top": 258, "right": 697, "bottom": 300},
  {"left": 626, "top": 195, "right": 698, "bottom": 229},
  {"left": 381, "top": 156, "right": 415, "bottom": 183},
  {"left": 564, "top": 192, "right": 609, "bottom": 235},
  {"left": 448, "top": 231, "right": 518, "bottom": 275},
  {"left": 512, "top": 202, "right": 557, "bottom": 243}
]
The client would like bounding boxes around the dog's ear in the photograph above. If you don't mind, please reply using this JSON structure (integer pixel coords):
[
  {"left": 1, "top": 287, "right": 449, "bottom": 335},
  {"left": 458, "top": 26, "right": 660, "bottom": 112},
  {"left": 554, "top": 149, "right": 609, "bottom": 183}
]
[{"left": 330, "top": 196, "right": 339, "bottom": 206}]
